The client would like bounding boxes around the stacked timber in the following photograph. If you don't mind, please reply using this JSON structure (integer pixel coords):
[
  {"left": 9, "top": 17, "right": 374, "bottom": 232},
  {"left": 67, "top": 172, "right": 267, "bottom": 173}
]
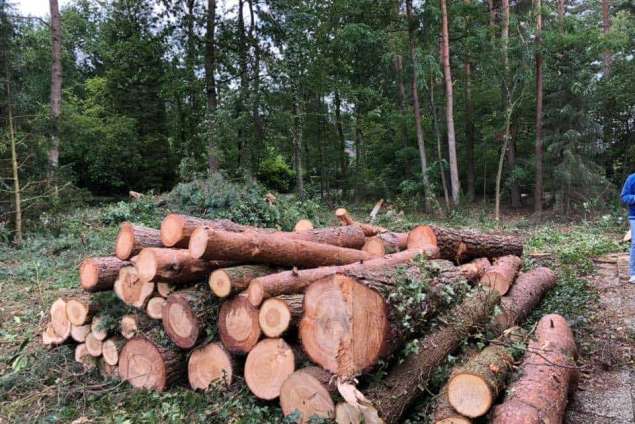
[{"left": 41, "top": 208, "right": 574, "bottom": 424}]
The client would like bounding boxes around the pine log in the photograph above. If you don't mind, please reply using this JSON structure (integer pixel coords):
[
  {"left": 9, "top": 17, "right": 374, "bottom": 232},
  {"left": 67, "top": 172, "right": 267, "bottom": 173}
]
[
  {"left": 294, "top": 219, "right": 314, "bottom": 232},
  {"left": 91, "top": 315, "right": 109, "bottom": 340},
  {"left": 433, "top": 385, "right": 472, "bottom": 424},
  {"left": 335, "top": 403, "right": 363, "bottom": 424},
  {"left": 209, "top": 265, "right": 277, "bottom": 299},
  {"left": 218, "top": 295, "right": 261, "bottom": 354},
  {"left": 408, "top": 225, "right": 524, "bottom": 263},
  {"left": 488, "top": 267, "right": 556, "bottom": 335},
  {"left": 102, "top": 336, "right": 126, "bottom": 366},
  {"left": 85, "top": 332, "right": 103, "bottom": 357},
  {"left": 146, "top": 296, "right": 166, "bottom": 319},
  {"left": 65, "top": 293, "right": 99, "bottom": 326},
  {"left": 335, "top": 208, "right": 407, "bottom": 250},
  {"left": 160, "top": 213, "right": 249, "bottom": 248},
  {"left": 280, "top": 367, "right": 335, "bottom": 423},
  {"left": 188, "top": 342, "right": 234, "bottom": 389},
  {"left": 49, "top": 298, "right": 71, "bottom": 340},
  {"left": 71, "top": 324, "right": 91, "bottom": 343},
  {"left": 75, "top": 343, "right": 97, "bottom": 368},
  {"left": 156, "top": 282, "right": 175, "bottom": 298},
  {"left": 115, "top": 265, "right": 155, "bottom": 308},
  {"left": 120, "top": 313, "right": 155, "bottom": 339},
  {"left": 457, "top": 258, "right": 491, "bottom": 281},
  {"left": 480, "top": 255, "right": 522, "bottom": 295},
  {"left": 246, "top": 249, "right": 439, "bottom": 306},
  {"left": 362, "top": 237, "right": 385, "bottom": 257},
  {"left": 362, "top": 287, "right": 501, "bottom": 423},
  {"left": 42, "top": 321, "right": 71, "bottom": 346},
  {"left": 189, "top": 228, "right": 371, "bottom": 267},
  {"left": 491, "top": 314, "right": 577, "bottom": 424},
  {"left": 119, "top": 328, "right": 186, "bottom": 391},
  {"left": 244, "top": 338, "right": 295, "bottom": 400},
  {"left": 136, "top": 247, "right": 228, "bottom": 284},
  {"left": 162, "top": 285, "right": 217, "bottom": 349},
  {"left": 259, "top": 295, "right": 303, "bottom": 338},
  {"left": 115, "top": 222, "right": 162, "bottom": 260},
  {"left": 80, "top": 256, "right": 131, "bottom": 292}
]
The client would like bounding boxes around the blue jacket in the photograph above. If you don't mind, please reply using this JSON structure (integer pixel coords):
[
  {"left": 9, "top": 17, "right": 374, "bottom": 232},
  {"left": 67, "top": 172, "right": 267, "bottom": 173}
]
[{"left": 621, "top": 173, "right": 635, "bottom": 218}]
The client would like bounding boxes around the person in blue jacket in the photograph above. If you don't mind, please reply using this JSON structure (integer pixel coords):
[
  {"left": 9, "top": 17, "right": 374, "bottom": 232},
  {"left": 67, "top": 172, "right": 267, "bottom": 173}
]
[{"left": 621, "top": 173, "right": 635, "bottom": 283}]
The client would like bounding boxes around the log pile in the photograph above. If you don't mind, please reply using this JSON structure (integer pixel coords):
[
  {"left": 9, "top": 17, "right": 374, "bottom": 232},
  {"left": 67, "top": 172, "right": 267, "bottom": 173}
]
[{"left": 42, "top": 209, "right": 575, "bottom": 423}]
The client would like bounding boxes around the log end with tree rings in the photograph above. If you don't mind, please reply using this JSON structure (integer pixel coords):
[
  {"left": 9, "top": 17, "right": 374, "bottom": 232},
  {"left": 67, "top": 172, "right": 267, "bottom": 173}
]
[
  {"left": 115, "top": 222, "right": 136, "bottom": 260},
  {"left": 162, "top": 294, "right": 200, "bottom": 349},
  {"left": 42, "top": 321, "right": 70, "bottom": 346},
  {"left": 160, "top": 213, "right": 186, "bottom": 247},
  {"left": 188, "top": 227, "right": 208, "bottom": 259},
  {"left": 280, "top": 368, "right": 335, "bottom": 422},
  {"left": 118, "top": 337, "right": 180, "bottom": 391},
  {"left": 259, "top": 298, "right": 292, "bottom": 338},
  {"left": 65, "top": 298, "right": 90, "bottom": 326},
  {"left": 244, "top": 338, "right": 295, "bottom": 400},
  {"left": 75, "top": 343, "right": 96, "bottom": 368},
  {"left": 362, "top": 237, "right": 385, "bottom": 257},
  {"left": 121, "top": 314, "right": 138, "bottom": 339},
  {"left": 91, "top": 316, "right": 109, "bottom": 340},
  {"left": 209, "top": 269, "right": 232, "bottom": 298},
  {"left": 79, "top": 256, "right": 128, "bottom": 292},
  {"left": 335, "top": 208, "right": 354, "bottom": 225},
  {"left": 218, "top": 295, "right": 261, "bottom": 354},
  {"left": 294, "top": 219, "right": 314, "bottom": 232},
  {"left": 447, "top": 374, "right": 493, "bottom": 418},
  {"left": 85, "top": 332, "right": 103, "bottom": 357},
  {"left": 188, "top": 342, "right": 233, "bottom": 390},
  {"left": 50, "top": 297, "right": 71, "bottom": 338},
  {"left": 406, "top": 225, "right": 438, "bottom": 250},
  {"left": 480, "top": 255, "right": 522, "bottom": 295},
  {"left": 299, "top": 274, "right": 390, "bottom": 378},
  {"left": 102, "top": 337, "right": 125, "bottom": 366},
  {"left": 71, "top": 324, "right": 91, "bottom": 342},
  {"left": 135, "top": 248, "right": 159, "bottom": 283},
  {"left": 146, "top": 297, "right": 166, "bottom": 320},
  {"left": 247, "top": 280, "right": 265, "bottom": 306},
  {"left": 157, "top": 282, "right": 175, "bottom": 298}
]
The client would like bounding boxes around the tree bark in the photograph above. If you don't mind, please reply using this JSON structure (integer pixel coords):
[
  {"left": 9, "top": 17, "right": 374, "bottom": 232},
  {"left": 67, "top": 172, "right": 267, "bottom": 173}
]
[
  {"left": 135, "top": 247, "right": 227, "bottom": 284},
  {"left": 115, "top": 223, "right": 162, "bottom": 260},
  {"left": 464, "top": 0, "right": 475, "bottom": 202},
  {"left": 334, "top": 91, "right": 347, "bottom": 182},
  {"left": 162, "top": 285, "right": 217, "bottom": 349},
  {"left": 48, "top": 0, "right": 62, "bottom": 188},
  {"left": 406, "top": 0, "right": 432, "bottom": 211},
  {"left": 440, "top": 0, "right": 461, "bottom": 205},
  {"left": 429, "top": 76, "right": 452, "bottom": 211},
  {"left": 491, "top": 314, "right": 577, "bottom": 423},
  {"left": 293, "top": 98, "right": 304, "bottom": 198},
  {"left": 244, "top": 338, "right": 295, "bottom": 400},
  {"left": 210, "top": 264, "right": 278, "bottom": 298},
  {"left": 602, "top": 0, "right": 611, "bottom": 77},
  {"left": 80, "top": 256, "right": 131, "bottom": 292},
  {"left": 480, "top": 255, "right": 522, "bottom": 295},
  {"left": 507, "top": 138, "right": 521, "bottom": 208},
  {"left": 495, "top": 0, "right": 511, "bottom": 221},
  {"left": 5, "top": 59, "right": 22, "bottom": 246},
  {"left": 205, "top": 0, "right": 219, "bottom": 172},
  {"left": 280, "top": 367, "right": 336, "bottom": 422},
  {"left": 218, "top": 295, "right": 261, "bottom": 354},
  {"left": 363, "top": 288, "right": 501, "bottom": 423},
  {"left": 160, "top": 213, "right": 251, "bottom": 248},
  {"left": 237, "top": 0, "right": 251, "bottom": 175},
  {"left": 534, "top": 0, "right": 544, "bottom": 216},
  {"left": 188, "top": 342, "right": 233, "bottom": 389}
]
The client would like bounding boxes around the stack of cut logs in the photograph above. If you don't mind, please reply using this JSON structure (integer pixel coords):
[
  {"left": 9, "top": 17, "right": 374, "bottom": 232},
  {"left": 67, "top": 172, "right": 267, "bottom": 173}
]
[{"left": 42, "top": 208, "right": 578, "bottom": 423}]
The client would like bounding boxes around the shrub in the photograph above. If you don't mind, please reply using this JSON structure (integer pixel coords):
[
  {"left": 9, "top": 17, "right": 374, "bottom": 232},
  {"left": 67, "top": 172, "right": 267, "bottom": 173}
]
[{"left": 257, "top": 154, "right": 295, "bottom": 193}]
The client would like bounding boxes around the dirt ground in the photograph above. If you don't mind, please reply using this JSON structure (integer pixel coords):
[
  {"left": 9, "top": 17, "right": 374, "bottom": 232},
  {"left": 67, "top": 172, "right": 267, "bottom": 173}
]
[{"left": 566, "top": 253, "right": 635, "bottom": 424}]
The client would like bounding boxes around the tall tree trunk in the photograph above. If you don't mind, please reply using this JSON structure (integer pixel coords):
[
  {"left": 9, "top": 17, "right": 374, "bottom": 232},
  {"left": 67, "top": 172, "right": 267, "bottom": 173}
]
[
  {"left": 5, "top": 64, "right": 22, "bottom": 246},
  {"left": 406, "top": 0, "right": 431, "bottom": 212},
  {"left": 334, "top": 91, "right": 347, "bottom": 184},
  {"left": 293, "top": 99, "right": 304, "bottom": 199},
  {"left": 488, "top": 0, "right": 496, "bottom": 31},
  {"left": 205, "top": 0, "right": 219, "bottom": 172},
  {"left": 49, "top": 0, "right": 62, "bottom": 192},
  {"left": 394, "top": 54, "right": 408, "bottom": 146},
  {"left": 534, "top": 0, "right": 544, "bottom": 216},
  {"left": 237, "top": 0, "right": 251, "bottom": 176},
  {"left": 557, "top": 0, "right": 565, "bottom": 29},
  {"left": 495, "top": 0, "right": 511, "bottom": 221},
  {"left": 464, "top": 0, "right": 475, "bottom": 202},
  {"left": 429, "top": 75, "right": 451, "bottom": 211},
  {"left": 507, "top": 137, "right": 521, "bottom": 208},
  {"left": 602, "top": 0, "right": 611, "bottom": 77},
  {"left": 248, "top": 0, "right": 264, "bottom": 165},
  {"left": 440, "top": 0, "right": 460, "bottom": 205}
]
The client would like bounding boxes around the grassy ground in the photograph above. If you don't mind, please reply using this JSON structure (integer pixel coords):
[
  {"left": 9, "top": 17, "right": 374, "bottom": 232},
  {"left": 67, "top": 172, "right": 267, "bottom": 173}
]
[{"left": 0, "top": 198, "right": 628, "bottom": 423}]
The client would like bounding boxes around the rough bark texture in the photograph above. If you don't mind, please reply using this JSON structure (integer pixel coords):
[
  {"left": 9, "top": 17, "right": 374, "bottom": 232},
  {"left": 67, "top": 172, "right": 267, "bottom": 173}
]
[
  {"left": 119, "top": 328, "right": 186, "bottom": 391},
  {"left": 491, "top": 314, "right": 577, "bottom": 423},
  {"left": 259, "top": 295, "right": 303, "bottom": 338},
  {"left": 247, "top": 249, "right": 436, "bottom": 306},
  {"left": 534, "top": 0, "right": 544, "bottom": 215},
  {"left": 188, "top": 342, "right": 233, "bottom": 389},
  {"left": 210, "top": 265, "right": 277, "bottom": 298},
  {"left": 434, "top": 385, "right": 472, "bottom": 424},
  {"left": 363, "top": 288, "right": 501, "bottom": 423},
  {"left": 189, "top": 228, "right": 371, "bottom": 267},
  {"left": 80, "top": 256, "right": 131, "bottom": 292},
  {"left": 115, "top": 222, "right": 162, "bottom": 260},
  {"left": 136, "top": 247, "right": 226, "bottom": 284},
  {"left": 160, "top": 214, "right": 249, "bottom": 248},
  {"left": 280, "top": 367, "right": 335, "bottom": 423},
  {"left": 218, "top": 295, "right": 261, "bottom": 354},
  {"left": 48, "top": 0, "right": 62, "bottom": 179},
  {"left": 244, "top": 338, "right": 295, "bottom": 400},
  {"left": 162, "top": 285, "right": 217, "bottom": 349},
  {"left": 602, "top": 0, "right": 611, "bottom": 77},
  {"left": 480, "top": 255, "right": 522, "bottom": 295}
]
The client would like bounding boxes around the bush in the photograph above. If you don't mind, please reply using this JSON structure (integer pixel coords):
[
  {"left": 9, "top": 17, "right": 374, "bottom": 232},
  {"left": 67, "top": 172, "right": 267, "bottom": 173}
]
[
  {"left": 101, "top": 196, "right": 162, "bottom": 227},
  {"left": 257, "top": 154, "right": 295, "bottom": 193}
]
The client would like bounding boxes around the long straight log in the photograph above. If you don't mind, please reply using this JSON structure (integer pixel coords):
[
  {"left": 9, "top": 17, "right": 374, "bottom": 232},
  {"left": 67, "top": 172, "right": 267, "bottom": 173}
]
[
  {"left": 491, "top": 314, "right": 577, "bottom": 423},
  {"left": 246, "top": 248, "right": 439, "bottom": 306},
  {"left": 209, "top": 265, "right": 278, "bottom": 298},
  {"left": 160, "top": 213, "right": 250, "bottom": 248},
  {"left": 115, "top": 222, "right": 162, "bottom": 260},
  {"left": 335, "top": 208, "right": 408, "bottom": 251},
  {"left": 189, "top": 228, "right": 372, "bottom": 267},
  {"left": 136, "top": 247, "right": 232, "bottom": 284},
  {"left": 480, "top": 255, "right": 522, "bottom": 295},
  {"left": 80, "top": 256, "right": 131, "bottom": 292},
  {"left": 162, "top": 285, "right": 217, "bottom": 349}
]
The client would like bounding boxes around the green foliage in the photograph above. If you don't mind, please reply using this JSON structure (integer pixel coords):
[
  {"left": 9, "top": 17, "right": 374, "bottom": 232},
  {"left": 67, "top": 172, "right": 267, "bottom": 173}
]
[
  {"left": 257, "top": 153, "right": 296, "bottom": 193},
  {"left": 101, "top": 196, "right": 162, "bottom": 227}
]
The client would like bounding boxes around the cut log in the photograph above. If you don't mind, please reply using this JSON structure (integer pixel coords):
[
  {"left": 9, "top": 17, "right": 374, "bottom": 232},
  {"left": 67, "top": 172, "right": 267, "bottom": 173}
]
[
  {"left": 85, "top": 332, "right": 103, "bottom": 357},
  {"left": 244, "top": 338, "right": 295, "bottom": 400},
  {"left": 146, "top": 296, "right": 166, "bottom": 319},
  {"left": 65, "top": 294, "right": 98, "bottom": 326},
  {"left": 209, "top": 265, "right": 277, "bottom": 299},
  {"left": 119, "top": 329, "right": 185, "bottom": 391},
  {"left": 491, "top": 314, "right": 577, "bottom": 424},
  {"left": 91, "top": 316, "right": 109, "bottom": 340},
  {"left": 189, "top": 228, "right": 371, "bottom": 267},
  {"left": 258, "top": 295, "right": 303, "bottom": 338},
  {"left": 335, "top": 208, "right": 407, "bottom": 251},
  {"left": 218, "top": 295, "right": 261, "bottom": 354},
  {"left": 294, "top": 219, "right": 314, "bottom": 232},
  {"left": 102, "top": 336, "right": 126, "bottom": 366},
  {"left": 42, "top": 321, "right": 70, "bottom": 346},
  {"left": 120, "top": 314, "right": 155, "bottom": 339},
  {"left": 280, "top": 367, "right": 335, "bottom": 423},
  {"left": 433, "top": 385, "right": 472, "bottom": 424},
  {"left": 369, "top": 199, "right": 384, "bottom": 222},
  {"left": 136, "top": 247, "right": 225, "bottom": 284},
  {"left": 457, "top": 258, "right": 491, "bottom": 281},
  {"left": 336, "top": 403, "right": 363, "bottom": 424},
  {"left": 247, "top": 249, "right": 438, "bottom": 306},
  {"left": 115, "top": 222, "right": 162, "bottom": 260},
  {"left": 188, "top": 342, "right": 233, "bottom": 389},
  {"left": 408, "top": 225, "right": 524, "bottom": 263},
  {"left": 75, "top": 343, "right": 97, "bottom": 368},
  {"left": 71, "top": 324, "right": 91, "bottom": 343},
  {"left": 80, "top": 256, "right": 131, "bottom": 292},
  {"left": 447, "top": 345, "right": 514, "bottom": 417},
  {"left": 488, "top": 267, "right": 557, "bottom": 335},
  {"left": 162, "top": 285, "right": 217, "bottom": 349},
  {"left": 156, "top": 282, "right": 175, "bottom": 298},
  {"left": 160, "top": 213, "right": 248, "bottom": 248},
  {"left": 362, "top": 237, "right": 385, "bottom": 257},
  {"left": 116, "top": 265, "right": 155, "bottom": 308},
  {"left": 480, "top": 255, "right": 522, "bottom": 295},
  {"left": 363, "top": 287, "right": 501, "bottom": 423},
  {"left": 50, "top": 298, "right": 71, "bottom": 339}
]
